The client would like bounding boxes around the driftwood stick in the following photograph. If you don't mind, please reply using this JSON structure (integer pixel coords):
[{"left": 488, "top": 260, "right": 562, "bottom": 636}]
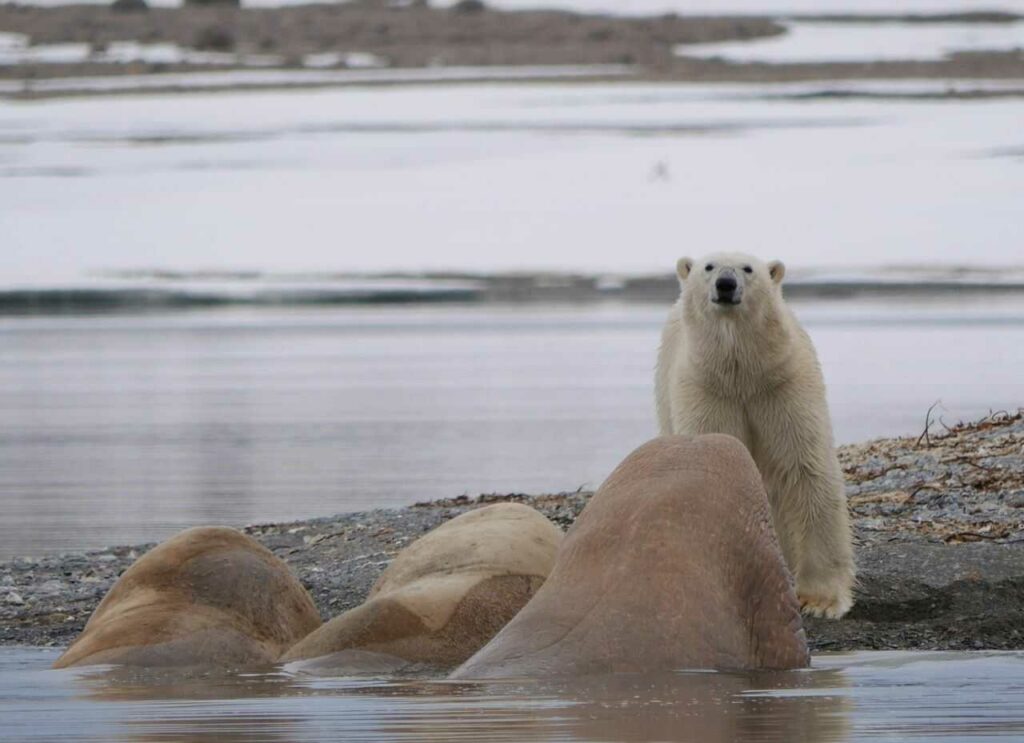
[{"left": 916, "top": 400, "right": 942, "bottom": 449}]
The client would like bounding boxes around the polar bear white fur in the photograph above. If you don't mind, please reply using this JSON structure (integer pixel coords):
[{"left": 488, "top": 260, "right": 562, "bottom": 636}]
[{"left": 655, "top": 252, "right": 855, "bottom": 619}]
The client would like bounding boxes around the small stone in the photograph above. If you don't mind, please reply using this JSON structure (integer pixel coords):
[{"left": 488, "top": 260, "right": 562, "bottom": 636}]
[
  {"left": 5, "top": 592, "right": 25, "bottom": 606},
  {"left": 37, "top": 579, "right": 66, "bottom": 595},
  {"left": 111, "top": 0, "right": 148, "bottom": 12},
  {"left": 263, "top": 533, "right": 303, "bottom": 551}
]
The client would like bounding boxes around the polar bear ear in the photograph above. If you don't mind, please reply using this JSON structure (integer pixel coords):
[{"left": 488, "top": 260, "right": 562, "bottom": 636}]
[
  {"left": 768, "top": 260, "right": 786, "bottom": 285},
  {"left": 676, "top": 257, "right": 694, "bottom": 281}
]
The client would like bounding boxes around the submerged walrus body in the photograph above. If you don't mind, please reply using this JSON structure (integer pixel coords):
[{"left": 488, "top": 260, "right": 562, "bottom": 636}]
[
  {"left": 452, "top": 435, "right": 810, "bottom": 679},
  {"left": 55, "top": 436, "right": 806, "bottom": 676},
  {"left": 282, "top": 503, "right": 562, "bottom": 673},
  {"left": 53, "top": 527, "right": 321, "bottom": 669}
]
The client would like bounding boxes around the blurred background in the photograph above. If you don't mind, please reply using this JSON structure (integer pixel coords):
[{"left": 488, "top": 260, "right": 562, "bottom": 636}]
[{"left": 1, "top": 0, "right": 1022, "bottom": 558}]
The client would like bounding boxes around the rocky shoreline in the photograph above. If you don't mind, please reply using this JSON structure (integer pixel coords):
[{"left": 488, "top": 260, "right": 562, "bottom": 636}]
[{"left": 2, "top": 411, "right": 1022, "bottom": 652}]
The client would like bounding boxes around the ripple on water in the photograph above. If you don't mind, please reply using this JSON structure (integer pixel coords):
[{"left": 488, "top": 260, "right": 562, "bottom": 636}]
[{"left": 2, "top": 649, "right": 1024, "bottom": 742}]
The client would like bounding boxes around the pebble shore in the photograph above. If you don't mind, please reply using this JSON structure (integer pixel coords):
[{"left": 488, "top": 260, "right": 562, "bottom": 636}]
[{"left": 2, "top": 411, "right": 1022, "bottom": 652}]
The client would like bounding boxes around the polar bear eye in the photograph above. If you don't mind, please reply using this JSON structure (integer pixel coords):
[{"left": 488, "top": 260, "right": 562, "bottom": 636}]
[
  {"left": 743, "top": 266, "right": 753, "bottom": 274},
  {"left": 705, "top": 264, "right": 714, "bottom": 272}
]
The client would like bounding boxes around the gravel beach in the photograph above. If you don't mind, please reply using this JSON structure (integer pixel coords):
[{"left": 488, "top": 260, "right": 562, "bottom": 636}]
[{"left": 2, "top": 410, "right": 1022, "bottom": 653}]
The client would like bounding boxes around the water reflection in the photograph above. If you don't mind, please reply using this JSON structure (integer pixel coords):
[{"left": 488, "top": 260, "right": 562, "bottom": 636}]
[
  {"left": 3, "top": 650, "right": 1023, "bottom": 742},
  {"left": 2, "top": 302, "right": 1023, "bottom": 560},
  {"left": 71, "top": 666, "right": 327, "bottom": 743},
  {"left": 433, "top": 671, "right": 851, "bottom": 743},
  {"left": 67, "top": 662, "right": 851, "bottom": 742}
]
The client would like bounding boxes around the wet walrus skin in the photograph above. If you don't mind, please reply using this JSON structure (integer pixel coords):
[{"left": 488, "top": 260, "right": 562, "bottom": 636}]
[
  {"left": 53, "top": 527, "right": 322, "bottom": 669},
  {"left": 282, "top": 503, "right": 562, "bottom": 673},
  {"left": 452, "top": 435, "right": 810, "bottom": 679}
]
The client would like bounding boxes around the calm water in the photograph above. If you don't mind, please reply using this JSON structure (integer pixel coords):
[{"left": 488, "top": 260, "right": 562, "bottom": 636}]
[
  {"left": 1, "top": 298, "right": 1022, "bottom": 559},
  {"left": 3, "top": 648, "right": 1024, "bottom": 742}
]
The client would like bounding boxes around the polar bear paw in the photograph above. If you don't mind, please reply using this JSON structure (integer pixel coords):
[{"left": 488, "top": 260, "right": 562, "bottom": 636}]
[{"left": 798, "top": 589, "right": 853, "bottom": 620}]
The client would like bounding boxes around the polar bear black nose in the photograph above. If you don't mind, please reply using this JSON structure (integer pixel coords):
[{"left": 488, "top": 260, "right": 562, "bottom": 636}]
[{"left": 716, "top": 276, "right": 738, "bottom": 294}]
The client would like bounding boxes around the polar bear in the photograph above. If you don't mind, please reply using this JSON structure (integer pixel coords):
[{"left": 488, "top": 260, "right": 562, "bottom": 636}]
[{"left": 655, "top": 253, "right": 855, "bottom": 619}]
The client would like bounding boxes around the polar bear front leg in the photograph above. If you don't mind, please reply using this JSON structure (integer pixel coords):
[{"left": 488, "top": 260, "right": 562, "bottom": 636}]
[
  {"left": 751, "top": 401, "right": 855, "bottom": 619},
  {"left": 772, "top": 463, "right": 855, "bottom": 619}
]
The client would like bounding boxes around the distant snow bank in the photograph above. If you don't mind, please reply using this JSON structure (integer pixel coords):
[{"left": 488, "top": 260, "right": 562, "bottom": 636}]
[
  {"left": 0, "top": 34, "right": 396, "bottom": 71},
  {"left": 2, "top": 80, "right": 1021, "bottom": 282},
  {"left": 4, "top": 0, "right": 1024, "bottom": 12},
  {"left": 675, "top": 20, "right": 1024, "bottom": 63},
  {"left": 430, "top": 0, "right": 1024, "bottom": 16},
  {"left": 0, "top": 34, "right": 285, "bottom": 67},
  {"left": 0, "top": 64, "right": 631, "bottom": 96}
]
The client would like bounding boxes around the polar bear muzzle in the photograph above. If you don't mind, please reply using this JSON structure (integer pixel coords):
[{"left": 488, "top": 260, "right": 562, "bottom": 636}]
[{"left": 711, "top": 267, "right": 743, "bottom": 306}]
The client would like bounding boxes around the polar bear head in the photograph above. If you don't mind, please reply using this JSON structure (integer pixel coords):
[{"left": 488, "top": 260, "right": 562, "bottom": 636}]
[{"left": 676, "top": 252, "right": 785, "bottom": 315}]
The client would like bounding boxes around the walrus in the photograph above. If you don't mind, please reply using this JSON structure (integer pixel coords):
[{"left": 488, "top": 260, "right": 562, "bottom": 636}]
[
  {"left": 452, "top": 435, "right": 810, "bottom": 679},
  {"left": 53, "top": 526, "right": 321, "bottom": 669},
  {"left": 282, "top": 503, "right": 562, "bottom": 674}
]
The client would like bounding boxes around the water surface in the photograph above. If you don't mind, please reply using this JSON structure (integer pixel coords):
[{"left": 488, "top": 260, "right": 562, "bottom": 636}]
[
  {"left": 3, "top": 648, "right": 1024, "bottom": 742},
  {"left": 1, "top": 299, "right": 1022, "bottom": 559}
]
